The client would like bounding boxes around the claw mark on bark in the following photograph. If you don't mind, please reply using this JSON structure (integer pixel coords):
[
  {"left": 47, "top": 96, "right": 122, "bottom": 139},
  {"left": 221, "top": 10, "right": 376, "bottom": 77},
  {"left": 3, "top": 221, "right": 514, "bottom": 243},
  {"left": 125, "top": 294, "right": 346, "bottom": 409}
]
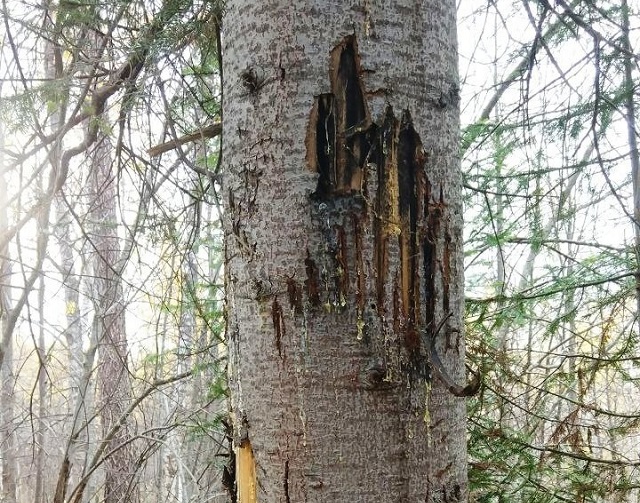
[
  {"left": 286, "top": 277, "right": 303, "bottom": 315},
  {"left": 305, "top": 35, "right": 464, "bottom": 381},
  {"left": 272, "top": 297, "right": 285, "bottom": 357},
  {"left": 304, "top": 251, "right": 321, "bottom": 306},
  {"left": 284, "top": 460, "right": 291, "bottom": 503}
]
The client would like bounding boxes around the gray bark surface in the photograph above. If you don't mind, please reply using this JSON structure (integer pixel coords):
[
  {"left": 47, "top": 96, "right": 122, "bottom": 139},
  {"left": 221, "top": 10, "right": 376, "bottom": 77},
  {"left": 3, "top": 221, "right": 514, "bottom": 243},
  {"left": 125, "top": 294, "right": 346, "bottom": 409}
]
[{"left": 223, "top": 1, "right": 468, "bottom": 501}]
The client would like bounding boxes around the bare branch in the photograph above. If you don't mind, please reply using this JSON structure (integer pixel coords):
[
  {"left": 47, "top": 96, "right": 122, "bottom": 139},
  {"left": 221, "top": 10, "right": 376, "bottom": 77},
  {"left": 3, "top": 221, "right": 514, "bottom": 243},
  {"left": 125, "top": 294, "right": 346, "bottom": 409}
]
[{"left": 147, "top": 122, "right": 222, "bottom": 157}]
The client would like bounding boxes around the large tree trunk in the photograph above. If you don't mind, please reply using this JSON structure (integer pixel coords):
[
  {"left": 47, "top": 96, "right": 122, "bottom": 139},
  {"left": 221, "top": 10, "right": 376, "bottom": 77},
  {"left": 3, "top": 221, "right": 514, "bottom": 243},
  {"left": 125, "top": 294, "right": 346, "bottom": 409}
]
[{"left": 222, "top": 1, "right": 470, "bottom": 501}]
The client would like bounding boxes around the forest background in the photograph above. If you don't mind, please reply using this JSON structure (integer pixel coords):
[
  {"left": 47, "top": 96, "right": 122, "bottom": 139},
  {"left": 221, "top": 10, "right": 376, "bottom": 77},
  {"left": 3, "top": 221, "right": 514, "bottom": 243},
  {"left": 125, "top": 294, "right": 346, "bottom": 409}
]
[{"left": 1, "top": 0, "right": 639, "bottom": 502}]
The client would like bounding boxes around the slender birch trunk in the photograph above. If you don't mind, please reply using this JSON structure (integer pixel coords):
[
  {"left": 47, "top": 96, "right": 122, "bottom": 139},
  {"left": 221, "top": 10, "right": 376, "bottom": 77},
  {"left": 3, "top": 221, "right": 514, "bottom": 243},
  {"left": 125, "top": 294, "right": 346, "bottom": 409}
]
[{"left": 0, "top": 102, "right": 17, "bottom": 503}]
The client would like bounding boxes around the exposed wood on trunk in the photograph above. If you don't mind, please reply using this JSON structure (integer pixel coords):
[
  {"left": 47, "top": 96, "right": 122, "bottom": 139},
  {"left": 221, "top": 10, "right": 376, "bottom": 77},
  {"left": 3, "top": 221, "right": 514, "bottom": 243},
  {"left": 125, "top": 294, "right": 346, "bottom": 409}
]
[{"left": 236, "top": 440, "right": 257, "bottom": 503}]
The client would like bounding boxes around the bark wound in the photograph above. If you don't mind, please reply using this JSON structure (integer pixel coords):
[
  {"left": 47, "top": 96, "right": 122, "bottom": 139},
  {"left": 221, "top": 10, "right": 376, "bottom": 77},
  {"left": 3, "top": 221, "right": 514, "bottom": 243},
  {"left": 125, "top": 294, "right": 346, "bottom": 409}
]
[
  {"left": 305, "top": 35, "right": 448, "bottom": 364},
  {"left": 398, "top": 111, "right": 425, "bottom": 350},
  {"left": 335, "top": 225, "right": 349, "bottom": 305},
  {"left": 306, "top": 35, "right": 371, "bottom": 198},
  {"left": 284, "top": 460, "right": 291, "bottom": 503},
  {"left": 304, "top": 251, "right": 321, "bottom": 306},
  {"left": 272, "top": 297, "right": 285, "bottom": 357},
  {"left": 286, "top": 277, "right": 303, "bottom": 316},
  {"left": 236, "top": 439, "right": 257, "bottom": 503},
  {"left": 425, "top": 188, "right": 444, "bottom": 331}
]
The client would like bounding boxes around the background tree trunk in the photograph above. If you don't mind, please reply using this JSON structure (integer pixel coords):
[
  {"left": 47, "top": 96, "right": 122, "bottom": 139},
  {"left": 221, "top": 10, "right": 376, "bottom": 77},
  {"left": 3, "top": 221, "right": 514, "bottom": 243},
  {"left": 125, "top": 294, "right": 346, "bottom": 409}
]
[
  {"left": 43, "top": 10, "right": 94, "bottom": 498},
  {"left": 0, "top": 106, "right": 17, "bottom": 503},
  {"left": 35, "top": 263, "right": 48, "bottom": 503},
  {"left": 89, "top": 135, "right": 136, "bottom": 503},
  {"left": 222, "top": 1, "right": 469, "bottom": 501}
]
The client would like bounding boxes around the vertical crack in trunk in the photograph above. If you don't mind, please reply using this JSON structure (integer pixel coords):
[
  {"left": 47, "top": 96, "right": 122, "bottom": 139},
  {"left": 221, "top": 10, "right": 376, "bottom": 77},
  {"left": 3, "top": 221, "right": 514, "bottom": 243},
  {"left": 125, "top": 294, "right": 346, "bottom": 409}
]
[
  {"left": 311, "top": 94, "right": 336, "bottom": 197},
  {"left": 397, "top": 110, "right": 424, "bottom": 351},
  {"left": 283, "top": 460, "right": 291, "bottom": 503},
  {"left": 272, "top": 297, "right": 285, "bottom": 358}
]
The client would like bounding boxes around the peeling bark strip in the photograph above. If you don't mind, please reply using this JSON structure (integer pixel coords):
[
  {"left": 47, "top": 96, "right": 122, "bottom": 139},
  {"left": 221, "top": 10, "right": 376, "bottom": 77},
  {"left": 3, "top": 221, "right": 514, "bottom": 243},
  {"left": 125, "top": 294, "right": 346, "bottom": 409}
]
[
  {"left": 373, "top": 108, "right": 396, "bottom": 311},
  {"left": 425, "top": 189, "right": 445, "bottom": 330},
  {"left": 397, "top": 110, "right": 425, "bottom": 350}
]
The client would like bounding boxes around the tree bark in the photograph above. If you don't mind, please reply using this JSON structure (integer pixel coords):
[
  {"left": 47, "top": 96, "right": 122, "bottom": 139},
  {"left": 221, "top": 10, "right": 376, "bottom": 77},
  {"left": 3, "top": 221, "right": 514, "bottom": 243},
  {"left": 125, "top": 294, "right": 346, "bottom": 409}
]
[
  {"left": 89, "top": 136, "right": 136, "bottom": 503},
  {"left": 0, "top": 331, "right": 16, "bottom": 503},
  {"left": 35, "top": 274, "right": 48, "bottom": 503},
  {"left": 222, "top": 1, "right": 469, "bottom": 501},
  {"left": 42, "top": 6, "right": 96, "bottom": 497}
]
